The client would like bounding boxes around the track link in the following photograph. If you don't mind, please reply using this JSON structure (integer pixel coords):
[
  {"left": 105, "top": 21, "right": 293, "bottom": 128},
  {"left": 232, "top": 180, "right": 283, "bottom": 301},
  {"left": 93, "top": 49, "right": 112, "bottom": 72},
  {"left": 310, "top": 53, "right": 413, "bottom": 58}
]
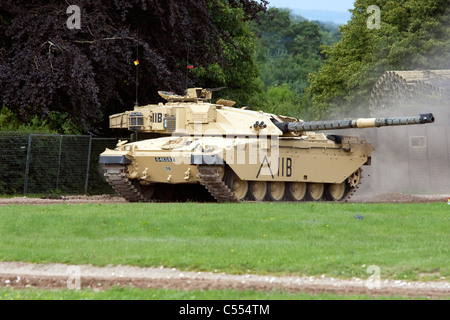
[
  {"left": 103, "top": 164, "right": 148, "bottom": 202},
  {"left": 341, "top": 168, "right": 363, "bottom": 203},
  {"left": 198, "top": 166, "right": 240, "bottom": 203}
]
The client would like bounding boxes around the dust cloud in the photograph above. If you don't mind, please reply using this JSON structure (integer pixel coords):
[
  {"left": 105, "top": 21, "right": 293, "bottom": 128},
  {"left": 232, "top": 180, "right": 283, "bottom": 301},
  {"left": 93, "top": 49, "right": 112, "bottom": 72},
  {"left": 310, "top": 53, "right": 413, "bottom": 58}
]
[{"left": 344, "top": 103, "right": 449, "bottom": 198}]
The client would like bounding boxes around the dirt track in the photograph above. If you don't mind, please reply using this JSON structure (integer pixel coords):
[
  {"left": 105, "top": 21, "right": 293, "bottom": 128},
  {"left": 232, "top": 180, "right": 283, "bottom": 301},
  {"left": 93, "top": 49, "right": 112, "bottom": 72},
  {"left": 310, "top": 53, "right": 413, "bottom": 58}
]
[
  {"left": 0, "top": 193, "right": 449, "bottom": 298},
  {"left": 0, "top": 262, "right": 449, "bottom": 298},
  {"left": 0, "top": 192, "right": 448, "bottom": 206}
]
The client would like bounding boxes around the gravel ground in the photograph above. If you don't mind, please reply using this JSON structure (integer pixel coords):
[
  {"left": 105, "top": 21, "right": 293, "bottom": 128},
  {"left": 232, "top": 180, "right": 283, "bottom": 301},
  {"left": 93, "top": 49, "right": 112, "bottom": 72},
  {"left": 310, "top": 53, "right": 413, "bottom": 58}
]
[{"left": 0, "top": 262, "right": 449, "bottom": 298}]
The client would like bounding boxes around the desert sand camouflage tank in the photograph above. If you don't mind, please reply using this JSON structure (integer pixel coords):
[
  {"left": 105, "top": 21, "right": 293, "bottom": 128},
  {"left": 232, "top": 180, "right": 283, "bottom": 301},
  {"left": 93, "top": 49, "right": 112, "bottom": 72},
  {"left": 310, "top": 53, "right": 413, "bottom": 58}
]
[{"left": 99, "top": 88, "right": 435, "bottom": 202}]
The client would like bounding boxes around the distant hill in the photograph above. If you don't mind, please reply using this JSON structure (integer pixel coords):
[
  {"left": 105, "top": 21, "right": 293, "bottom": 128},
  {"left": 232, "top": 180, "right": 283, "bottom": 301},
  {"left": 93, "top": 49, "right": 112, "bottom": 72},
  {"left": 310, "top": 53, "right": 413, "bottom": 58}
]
[{"left": 291, "top": 9, "right": 351, "bottom": 25}]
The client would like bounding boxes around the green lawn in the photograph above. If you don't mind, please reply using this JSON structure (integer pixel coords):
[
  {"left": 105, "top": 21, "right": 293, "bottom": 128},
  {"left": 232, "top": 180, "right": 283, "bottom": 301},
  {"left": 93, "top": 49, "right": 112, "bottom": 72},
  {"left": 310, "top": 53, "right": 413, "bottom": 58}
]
[{"left": 0, "top": 202, "right": 448, "bottom": 281}]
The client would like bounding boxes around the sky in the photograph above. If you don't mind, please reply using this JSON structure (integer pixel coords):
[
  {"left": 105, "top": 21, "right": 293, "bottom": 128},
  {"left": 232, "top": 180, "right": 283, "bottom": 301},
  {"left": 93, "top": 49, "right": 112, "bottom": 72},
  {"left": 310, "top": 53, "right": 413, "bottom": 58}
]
[
  {"left": 266, "top": 0, "right": 356, "bottom": 12},
  {"left": 266, "top": 0, "right": 356, "bottom": 24}
]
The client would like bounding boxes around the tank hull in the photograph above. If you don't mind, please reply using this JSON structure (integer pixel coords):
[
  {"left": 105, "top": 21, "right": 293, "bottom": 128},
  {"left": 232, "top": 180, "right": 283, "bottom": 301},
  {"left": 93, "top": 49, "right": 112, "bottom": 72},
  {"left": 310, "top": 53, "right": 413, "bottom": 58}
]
[{"left": 100, "top": 134, "right": 373, "bottom": 202}]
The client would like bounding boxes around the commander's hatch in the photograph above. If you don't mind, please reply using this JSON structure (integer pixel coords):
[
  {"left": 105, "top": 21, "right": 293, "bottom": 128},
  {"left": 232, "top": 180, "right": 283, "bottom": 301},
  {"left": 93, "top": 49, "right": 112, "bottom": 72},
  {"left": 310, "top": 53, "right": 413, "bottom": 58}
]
[
  {"left": 158, "top": 88, "right": 212, "bottom": 102},
  {"left": 216, "top": 99, "right": 236, "bottom": 107}
]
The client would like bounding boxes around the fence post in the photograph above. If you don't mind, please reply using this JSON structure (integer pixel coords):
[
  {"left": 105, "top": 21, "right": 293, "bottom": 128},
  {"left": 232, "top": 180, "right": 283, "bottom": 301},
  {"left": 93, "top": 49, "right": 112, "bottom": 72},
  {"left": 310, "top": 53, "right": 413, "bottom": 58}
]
[
  {"left": 23, "top": 134, "right": 33, "bottom": 195},
  {"left": 56, "top": 135, "right": 63, "bottom": 191},
  {"left": 84, "top": 136, "right": 93, "bottom": 195}
]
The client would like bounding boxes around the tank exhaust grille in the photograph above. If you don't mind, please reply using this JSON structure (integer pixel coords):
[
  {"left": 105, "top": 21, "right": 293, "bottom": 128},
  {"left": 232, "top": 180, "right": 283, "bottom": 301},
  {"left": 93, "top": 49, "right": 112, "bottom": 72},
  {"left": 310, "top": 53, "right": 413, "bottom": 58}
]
[{"left": 166, "top": 115, "right": 176, "bottom": 132}]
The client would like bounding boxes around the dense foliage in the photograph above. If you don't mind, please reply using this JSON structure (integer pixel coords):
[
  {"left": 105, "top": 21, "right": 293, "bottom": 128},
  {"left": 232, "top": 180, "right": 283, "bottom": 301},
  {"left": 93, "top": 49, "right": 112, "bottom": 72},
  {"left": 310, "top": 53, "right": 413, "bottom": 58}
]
[
  {"left": 0, "top": 0, "right": 267, "bottom": 134},
  {"left": 247, "top": 8, "right": 340, "bottom": 118},
  {"left": 2, "top": 0, "right": 446, "bottom": 131},
  {"left": 307, "top": 0, "right": 450, "bottom": 119}
]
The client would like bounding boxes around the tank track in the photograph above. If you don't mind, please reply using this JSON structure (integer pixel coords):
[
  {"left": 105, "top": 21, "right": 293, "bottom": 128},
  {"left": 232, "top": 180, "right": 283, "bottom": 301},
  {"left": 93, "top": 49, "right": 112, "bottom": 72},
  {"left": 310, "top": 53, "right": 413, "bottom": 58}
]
[
  {"left": 197, "top": 166, "right": 240, "bottom": 203},
  {"left": 340, "top": 168, "right": 363, "bottom": 203},
  {"left": 104, "top": 163, "right": 363, "bottom": 203},
  {"left": 103, "top": 164, "right": 148, "bottom": 202},
  {"left": 340, "top": 185, "right": 357, "bottom": 203}
]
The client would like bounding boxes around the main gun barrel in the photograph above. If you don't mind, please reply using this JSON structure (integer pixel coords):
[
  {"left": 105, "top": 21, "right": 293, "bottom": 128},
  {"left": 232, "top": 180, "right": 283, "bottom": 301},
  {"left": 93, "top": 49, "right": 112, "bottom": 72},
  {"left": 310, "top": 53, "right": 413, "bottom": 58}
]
[{"left": 276, "top": 113, "right": 435, "bottom": 134}]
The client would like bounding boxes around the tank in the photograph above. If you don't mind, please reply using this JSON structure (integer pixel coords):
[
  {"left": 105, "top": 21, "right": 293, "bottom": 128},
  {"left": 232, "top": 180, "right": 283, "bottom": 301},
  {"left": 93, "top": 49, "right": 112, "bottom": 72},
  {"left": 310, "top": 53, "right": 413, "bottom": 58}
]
[{"left": 99, "top": 88, "right": 435, "bottom": 203}]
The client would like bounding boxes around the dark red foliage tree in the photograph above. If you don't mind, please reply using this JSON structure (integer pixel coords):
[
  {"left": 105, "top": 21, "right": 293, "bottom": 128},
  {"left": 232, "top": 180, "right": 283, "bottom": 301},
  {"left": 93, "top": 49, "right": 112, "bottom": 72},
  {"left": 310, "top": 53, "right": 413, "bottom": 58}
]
[{"left": 0, "top": 0, "right": 267, "bottom": 133}]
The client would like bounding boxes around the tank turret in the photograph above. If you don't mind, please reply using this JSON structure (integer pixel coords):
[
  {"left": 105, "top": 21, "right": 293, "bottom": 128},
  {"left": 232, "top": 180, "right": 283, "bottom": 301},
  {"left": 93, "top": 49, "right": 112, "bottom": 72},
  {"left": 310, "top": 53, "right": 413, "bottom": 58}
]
[{"left": 100, "top": 88, "right": 436, "bottom": 203}]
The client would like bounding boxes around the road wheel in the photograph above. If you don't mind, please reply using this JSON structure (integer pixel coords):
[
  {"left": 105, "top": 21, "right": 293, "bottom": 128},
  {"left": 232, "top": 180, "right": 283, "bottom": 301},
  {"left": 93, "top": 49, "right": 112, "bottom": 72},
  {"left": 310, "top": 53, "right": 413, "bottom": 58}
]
[
  {"left": 249, "top": 181, "right": 267, "bottom": 201},
  {"left": 325, "top": 182, "right": 347, "bottom": 201},
  {"left": 286, "top": 182, "right": 308, "bottom": 201},
  {"left": 266, "top": 182, "right": 286, "bottom": 202},
  {"left": 223, "top": 170, "right": 249, "bottom": 201},
  {"left": 307, "top": 183, "right": 325, "bottom": 201}
]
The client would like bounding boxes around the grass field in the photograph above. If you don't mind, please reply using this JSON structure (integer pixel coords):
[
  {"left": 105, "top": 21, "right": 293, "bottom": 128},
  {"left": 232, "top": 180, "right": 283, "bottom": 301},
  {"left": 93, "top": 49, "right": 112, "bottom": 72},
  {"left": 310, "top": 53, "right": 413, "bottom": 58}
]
[
  {"left": 0, "top": 202, "right": 448, "bottom": 282},
  {"left": 0, "top": 286, "right": 424, "bottom": 300}
]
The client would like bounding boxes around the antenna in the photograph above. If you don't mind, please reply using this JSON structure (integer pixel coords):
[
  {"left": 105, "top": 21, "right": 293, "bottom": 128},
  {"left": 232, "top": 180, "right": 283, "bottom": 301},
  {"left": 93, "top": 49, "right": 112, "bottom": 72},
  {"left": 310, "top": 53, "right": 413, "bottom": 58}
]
[
  {"left": 185, "top": 45, "right": 189, "bottom": 90},
  {"left": 135, "top": 30, "right": 139, "bottom": 107}
]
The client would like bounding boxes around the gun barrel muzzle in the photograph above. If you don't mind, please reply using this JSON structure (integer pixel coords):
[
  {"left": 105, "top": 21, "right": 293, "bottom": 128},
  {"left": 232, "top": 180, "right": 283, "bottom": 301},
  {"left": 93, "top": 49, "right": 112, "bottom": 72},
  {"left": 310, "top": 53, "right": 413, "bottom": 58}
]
[{"left": 276, "top": 113, "right": 435, "bottom": 134}]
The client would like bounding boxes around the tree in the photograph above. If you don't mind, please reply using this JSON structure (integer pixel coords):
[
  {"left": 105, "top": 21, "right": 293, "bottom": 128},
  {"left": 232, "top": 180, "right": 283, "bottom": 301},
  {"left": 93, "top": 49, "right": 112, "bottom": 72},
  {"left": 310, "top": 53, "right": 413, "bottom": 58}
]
[
  {"left": 248, "top": 8, "right": 337, "bottom": 118},
  {"left": 307, "top": 0, "right": 450, "bottom": 119},
  {"left": 0, "top": 0, "right": 267, "bottom": 134},
  {"left": 193, "top": 0, "right": 267, "bottom": 106}
]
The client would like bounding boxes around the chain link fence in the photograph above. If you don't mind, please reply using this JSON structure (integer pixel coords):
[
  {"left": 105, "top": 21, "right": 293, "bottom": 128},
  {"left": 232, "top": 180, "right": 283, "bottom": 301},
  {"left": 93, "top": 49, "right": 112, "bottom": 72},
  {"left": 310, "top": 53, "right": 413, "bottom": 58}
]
[{"left": 0, "top": 133, "right": 118, "bottom": 195}]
